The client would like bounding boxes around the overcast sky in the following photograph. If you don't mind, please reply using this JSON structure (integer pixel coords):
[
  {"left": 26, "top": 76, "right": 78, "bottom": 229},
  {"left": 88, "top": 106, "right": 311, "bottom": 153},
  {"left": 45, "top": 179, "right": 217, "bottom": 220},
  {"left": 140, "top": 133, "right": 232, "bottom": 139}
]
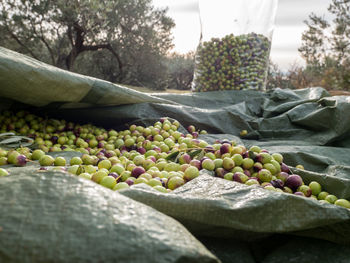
[{"left": 152, "top": 0, "right": 333, "bottom": 71}]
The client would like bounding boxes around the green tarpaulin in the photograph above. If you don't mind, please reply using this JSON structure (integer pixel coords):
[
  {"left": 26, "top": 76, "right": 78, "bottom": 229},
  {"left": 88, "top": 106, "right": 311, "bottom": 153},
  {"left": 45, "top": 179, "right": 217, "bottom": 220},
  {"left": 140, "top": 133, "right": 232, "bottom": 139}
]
[
  {"left": 1, "top": 47, "right": 350, "bottom": 262},
  {"left": 0, "top": 169, "right": 219, "bottom": 263}
]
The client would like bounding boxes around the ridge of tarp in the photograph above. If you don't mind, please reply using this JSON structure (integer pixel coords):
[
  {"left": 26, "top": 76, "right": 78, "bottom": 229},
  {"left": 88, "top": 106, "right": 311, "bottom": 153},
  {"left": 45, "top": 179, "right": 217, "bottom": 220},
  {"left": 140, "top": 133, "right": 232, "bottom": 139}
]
[{"left": 0, "top": 46, "right": 175, "bottom": 107}]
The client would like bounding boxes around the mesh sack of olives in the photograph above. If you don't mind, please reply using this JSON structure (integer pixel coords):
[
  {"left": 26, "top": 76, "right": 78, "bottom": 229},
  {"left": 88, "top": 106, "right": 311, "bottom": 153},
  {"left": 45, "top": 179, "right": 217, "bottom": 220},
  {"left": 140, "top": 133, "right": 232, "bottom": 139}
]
[
  {"left": 192, "top": 0, "right": 278, "bottom": 92},
  {"left": 192, "top": 33, "right": 271, "bottom": 92}
]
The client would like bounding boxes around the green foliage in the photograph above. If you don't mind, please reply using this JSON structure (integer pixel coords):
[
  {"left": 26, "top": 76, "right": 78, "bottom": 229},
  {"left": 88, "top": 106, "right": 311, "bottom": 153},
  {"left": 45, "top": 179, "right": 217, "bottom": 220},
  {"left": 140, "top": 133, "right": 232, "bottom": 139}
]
[
  {"left": 166, "top": 52, "right": 195, "bottom": 90},
  {"left": 267, "top": 62, "right": 320, "bottom": 90},
  {"left": 0, "top": 133, "right": 34, "bottom": 149},
  {"left": 299, "top": 0, "right": 350, "bottom": 90},
  {"left": 266, "top": 61, "right": 294, "bottom": 90},
  {"left": 0, "top": 0, "right": 175, "bottom": 89}
]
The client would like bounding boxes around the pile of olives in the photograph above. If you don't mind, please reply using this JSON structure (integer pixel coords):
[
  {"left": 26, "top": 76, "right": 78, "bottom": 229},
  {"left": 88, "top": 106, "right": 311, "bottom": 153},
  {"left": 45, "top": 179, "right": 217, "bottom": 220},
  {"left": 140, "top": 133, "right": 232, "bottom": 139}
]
[{"left": 0, "top": 110, "right": 349, "bottom": 209}]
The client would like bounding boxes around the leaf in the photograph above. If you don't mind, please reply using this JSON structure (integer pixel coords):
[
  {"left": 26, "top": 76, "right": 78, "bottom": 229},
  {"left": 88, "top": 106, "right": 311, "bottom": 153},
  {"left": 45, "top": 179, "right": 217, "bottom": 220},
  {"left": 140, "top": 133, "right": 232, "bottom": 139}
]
[
  {"left": 248, "top": 151, "right": 257, "bottom": 160},
  {"left": 77, "top": 165, "right": 84, "bottom": 175},
  {"left": 0, "top": 137, "right": 23, "bottom": 145},
  {"left": 174, "top": 152, "right": 181, "bottom": 163},
  {"left": 165, "top": 151, "right": 180, "bottom": 162},
  {"left": 19, "top": 141, "right": 34, "bottom": 147},
  {"left": 6, "top": 143, "right": 25, "bottom": 148},
  {"left": 16, "top": 136, "right": 34, "bottom": 142},
  {"left": 0, "top": 132, "right": 16, "bottom": 137},
  {"left": 195, "top": 150, "right": 205, "bottom": 161},
  {"left": 0, "top": 133, "right": 34, "bottom": 149},
  {"left": 188, "top": 149, "right": 203, "bottom": 159}
]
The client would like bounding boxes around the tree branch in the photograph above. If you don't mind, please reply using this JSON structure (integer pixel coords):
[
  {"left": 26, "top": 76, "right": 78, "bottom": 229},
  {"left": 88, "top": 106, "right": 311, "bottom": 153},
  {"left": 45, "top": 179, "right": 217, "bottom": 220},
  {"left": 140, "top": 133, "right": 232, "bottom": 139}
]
[
  {"left": 55, "top": 26, "right": 66, "bottom": 67},
  {"left": 4, "top": 24, "right": 39, "bottom": 60},
  {"left": 67, "top": 25, "right": 74, "bottom": 47},
  {"left": 39, "top": 20, "right": 56, "bottom": 65},
  {"left": 65, "top": 22, "right": 86, "bottom": 70},
  {"left": 29, "top": 18, "right": 56, "bottom": 65},
  {"left": 73, "top": 21, "right": 85, "bottom": 49},
  {"left": 82, "top": 43, "right": 123, "bottom": 78}
]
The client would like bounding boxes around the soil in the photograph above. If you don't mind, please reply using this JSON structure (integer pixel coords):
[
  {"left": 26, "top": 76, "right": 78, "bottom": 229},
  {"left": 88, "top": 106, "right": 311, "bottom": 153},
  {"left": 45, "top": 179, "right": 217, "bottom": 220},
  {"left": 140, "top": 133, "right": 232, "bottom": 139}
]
[{"left": 328, "top": 90, "right": 350, "bottom": 96}]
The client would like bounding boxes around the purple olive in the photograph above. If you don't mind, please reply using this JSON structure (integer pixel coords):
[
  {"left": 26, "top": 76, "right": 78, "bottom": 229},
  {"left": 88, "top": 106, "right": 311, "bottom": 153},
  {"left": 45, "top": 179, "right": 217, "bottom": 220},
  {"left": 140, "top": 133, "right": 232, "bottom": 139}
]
[
  {"left": 51, "top": 136, "right": 58, "bottom": 144},
  {"left": 215, "top": 168, "right": 227, "bottom": 178},
  {"left": 297, "top": 185, "right": 312, "bottom": 197},
  {"left": 15, "top": 154, "right": 27, "bottom": 167},
  {"left": 97, "top": 142, "right": 104, "bottom": 148},
  {"left": 148, "top": 156, "right": 157, "bottom": 163},
  {"left": 277, "top": 172, "right": 289, "bottom": 183},
  {"left": 153, "top": 146, "right": 161, "bottom": 153},
  {"left": 253, "top": 162, "right": 263, "bottom": 171},
  {"left": 285, "top": 174, "right": 303, "bottom": 191},
  {"left": 96, "top": 152, "right": 105, "bottom": 159},
  {"left": 99, "top": 149, "right": 107, "bottom": 154},
  {"left": 179, "top": 153, "right": 191, "bottom": 164},
  {"left": 120, "top": 146, "right": 128, "bottom": 153},
  {"left": 243, "top": 170, "right": 251, "bottom": 177},
  {"left": 146, "top": 135, "right": 153, "bottom": 141},
  {"left": 220, "top": 143, "right": 231, "bottom": 154},
  {"left": 281, "top": 163, "right": 290, "bottom": 173},
  {"left": 233, "top": 172, "right": 249, "bottom": 183},
  {"left": 108, "top": 172, "right": 119, "bottom": 179},
  {"left": 270, "top": 179, "right": 284, "bottom": 189},
  {"left": 255, "top": 154, "right": 262, "bottom": 163},
  {"left": 125, "top": 178, "right": 135, "bottom": 186},
  {"left": 187, "top": 125, "right": 196, "bottom": 133},
  {"left": 104, "top": 151, "right": 114, "bottom": 158},
  {"left": 129, "top": 145, "right": 137, "bottom": 151},
  {"left": 190, "top": 159, "right": 201, "bottom": 170},
  {"left": 137, "top": 147, "right": 146, "bottom": 154},
  {"left": 204, "top": 146, "right": 215, "bottom": 153},
  {"left": 131, "top": 166, "right": 146, "bottom": 178},
  {"left": 159, "top": 178, "right": 167, "bottom": 187}
]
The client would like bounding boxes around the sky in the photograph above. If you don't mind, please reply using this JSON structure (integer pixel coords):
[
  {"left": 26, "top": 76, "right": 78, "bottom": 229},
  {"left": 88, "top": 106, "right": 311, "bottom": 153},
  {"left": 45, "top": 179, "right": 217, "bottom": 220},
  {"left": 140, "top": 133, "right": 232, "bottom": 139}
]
[{"left": 152, "top": 0, "right": 333, "bottom": 71}]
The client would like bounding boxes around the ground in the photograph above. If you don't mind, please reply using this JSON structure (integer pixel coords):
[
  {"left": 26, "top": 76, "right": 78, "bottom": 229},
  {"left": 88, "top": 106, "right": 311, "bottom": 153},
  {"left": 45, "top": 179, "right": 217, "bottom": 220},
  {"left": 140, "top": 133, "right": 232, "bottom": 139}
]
[
  {"left": 125, "top": 84, "right": 350, "bottom": 96},
  {"left": 328, "top": 90, "right": 350, "bottom": 96},
  {"left": 121, "top": 84, "right": 190, "bottom": 94}
]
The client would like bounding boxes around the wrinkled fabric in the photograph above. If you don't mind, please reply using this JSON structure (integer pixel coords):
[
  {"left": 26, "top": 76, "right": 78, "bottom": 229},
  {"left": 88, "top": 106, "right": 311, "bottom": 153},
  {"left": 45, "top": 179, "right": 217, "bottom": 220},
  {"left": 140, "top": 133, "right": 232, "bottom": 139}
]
[
  {"left": 1, "top": 46, "right": 350, "bottom": 262},
  {"left": 0, "top": 170, "right": 219, "bottom": 263}
]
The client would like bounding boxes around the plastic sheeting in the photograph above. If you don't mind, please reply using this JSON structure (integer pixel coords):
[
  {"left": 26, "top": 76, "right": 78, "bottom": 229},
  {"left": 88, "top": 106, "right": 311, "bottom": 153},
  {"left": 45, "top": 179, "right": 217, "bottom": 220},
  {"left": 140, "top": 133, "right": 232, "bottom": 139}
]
[
  {"left": 1, "top": 47, "right": 350, "bottom": 262},
  {"left": 0, "top": 169, "right": 219, "bottom": 263},
  {"left": 0, "top": 47, "right": 174, "bottom": 108}
]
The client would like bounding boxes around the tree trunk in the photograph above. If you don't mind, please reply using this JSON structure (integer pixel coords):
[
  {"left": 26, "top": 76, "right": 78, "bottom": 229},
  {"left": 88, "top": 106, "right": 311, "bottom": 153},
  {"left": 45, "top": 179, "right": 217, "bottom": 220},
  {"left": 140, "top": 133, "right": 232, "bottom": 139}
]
[
  {"left": 63, "top": 22, "right": 124, "bottom": 77},
  {"left": 65, "top": 48, "right": 78, "bottom": 70}
]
